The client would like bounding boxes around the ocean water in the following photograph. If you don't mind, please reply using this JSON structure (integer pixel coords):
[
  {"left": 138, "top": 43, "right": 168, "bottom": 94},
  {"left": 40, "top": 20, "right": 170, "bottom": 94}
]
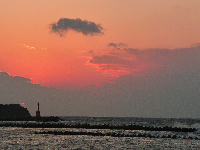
[{"left": 1, "top": 117, "right": 200, "bottom": 149}]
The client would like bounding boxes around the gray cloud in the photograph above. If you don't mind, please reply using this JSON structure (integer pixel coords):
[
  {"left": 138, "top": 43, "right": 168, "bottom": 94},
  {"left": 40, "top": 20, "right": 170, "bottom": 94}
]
[
  {"left": 88, "top": 46, "right": 200, "bottom": 118},
  {"left": 1, "top": 43, "right": 200, "bottom": 119},
  {"left": 89, "top": 45, "right": 200, "bottom": 82},
  {"left": 123, "top": 48, "right": 142, "bottom": 55},
  {"left": 0, "top": 72, "right": 98, "bottom": 116},
  {"left": 50, "top": 18, "right": 104, "bottom": 36},
  {"left": 90, "top": 55, "right": 132, "bottom": 65},
  {"left": 88, "top": 55, "right": 133, "bottom": 77},
  {"left": 190, "top": 43, "right": 200, "bottom": 48},
  {"left": 2, "top": 46, "right": 200, "bottom": 118},
  {"left": 123, "top": 47, "right": 200, "bottom": 74},
  {"left": 108, "top": 43, "right": 127, "bottom": 49},
  {"left": 88, "top": 50, "right": 94, "bottom": 54}
]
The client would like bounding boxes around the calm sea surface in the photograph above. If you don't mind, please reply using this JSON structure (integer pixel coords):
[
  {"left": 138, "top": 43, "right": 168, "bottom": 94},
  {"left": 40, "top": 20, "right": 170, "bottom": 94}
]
[{"left": 1, "top": 117, "right": 200, "bottom": 149}]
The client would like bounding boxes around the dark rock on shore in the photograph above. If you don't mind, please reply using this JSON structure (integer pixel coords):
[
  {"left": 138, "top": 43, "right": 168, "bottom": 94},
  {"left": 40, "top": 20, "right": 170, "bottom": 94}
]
[{"left": 0, "top": 104, "right": 31, "bottom": 118}]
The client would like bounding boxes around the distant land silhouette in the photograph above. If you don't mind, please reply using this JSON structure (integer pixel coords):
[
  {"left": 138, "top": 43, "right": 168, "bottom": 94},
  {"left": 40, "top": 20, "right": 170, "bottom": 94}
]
[
  {"left": 0, "top": 104, "right": 31, "bottom": 118},
  {"left": 0, "top": 104, "right": 61, "bottom": 122}
]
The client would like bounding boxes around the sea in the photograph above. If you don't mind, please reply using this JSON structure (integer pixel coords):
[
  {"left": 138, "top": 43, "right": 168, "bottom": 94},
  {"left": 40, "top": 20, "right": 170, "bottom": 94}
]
[{"left": 1, "top": 116, "right": 200, "bottom": 149}]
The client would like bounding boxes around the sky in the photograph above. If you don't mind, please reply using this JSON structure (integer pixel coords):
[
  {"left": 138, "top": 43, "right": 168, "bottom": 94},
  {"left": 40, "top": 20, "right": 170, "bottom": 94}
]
[{"left": 1, "top": 0, "right": 200, "bottom": 118}]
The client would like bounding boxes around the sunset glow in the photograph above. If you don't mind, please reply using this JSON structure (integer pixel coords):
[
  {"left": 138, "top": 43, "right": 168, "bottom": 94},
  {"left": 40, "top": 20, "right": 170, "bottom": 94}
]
[
  {"left": 1, "top": 0, "right": 200, "bottom": 117},
  {"left": 1, "top": 0, "right": 200, "bottom": 89}
]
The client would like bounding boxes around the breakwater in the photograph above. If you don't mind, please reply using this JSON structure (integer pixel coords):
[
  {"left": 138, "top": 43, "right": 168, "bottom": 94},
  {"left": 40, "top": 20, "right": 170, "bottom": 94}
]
[
  {"left": 34, "top": 130, "right": 200, "bottom": 140},
  {"left": 0, "top": 121, "right": 196, "bottom": 132},
  {"left": 0, "top": 116, "right": 62, "bottom": 122}
]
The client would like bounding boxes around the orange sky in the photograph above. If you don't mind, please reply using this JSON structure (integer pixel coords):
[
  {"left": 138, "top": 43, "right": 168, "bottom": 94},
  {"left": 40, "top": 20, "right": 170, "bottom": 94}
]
[{"left": 1, "top": 0, "right": 200, "bottom": 89}]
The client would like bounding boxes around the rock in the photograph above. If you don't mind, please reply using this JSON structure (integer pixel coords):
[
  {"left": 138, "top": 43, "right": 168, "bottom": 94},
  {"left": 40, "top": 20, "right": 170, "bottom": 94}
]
[{"left": 0, "top": 104, "right": 31, "bottom": 119}]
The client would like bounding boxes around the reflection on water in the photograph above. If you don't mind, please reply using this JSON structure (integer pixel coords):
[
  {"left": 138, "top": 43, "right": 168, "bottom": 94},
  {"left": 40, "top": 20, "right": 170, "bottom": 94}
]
[
  {"left": 1, "top": 127, "right": 200, "bottom": 149},
  {"left": 1, "top": 117, "right": 200, "bottom": 149}
]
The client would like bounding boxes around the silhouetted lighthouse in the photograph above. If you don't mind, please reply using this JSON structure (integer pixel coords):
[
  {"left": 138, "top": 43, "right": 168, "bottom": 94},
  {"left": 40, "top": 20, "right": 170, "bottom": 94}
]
[{"left": 36, "top": 102, "right": 40, "bottom": 117}]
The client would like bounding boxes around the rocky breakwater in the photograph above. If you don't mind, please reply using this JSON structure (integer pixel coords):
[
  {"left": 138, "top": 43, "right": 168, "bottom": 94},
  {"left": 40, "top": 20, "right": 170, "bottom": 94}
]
[{"left": 0, "top": 121, "right": 196, "bottom": 132}]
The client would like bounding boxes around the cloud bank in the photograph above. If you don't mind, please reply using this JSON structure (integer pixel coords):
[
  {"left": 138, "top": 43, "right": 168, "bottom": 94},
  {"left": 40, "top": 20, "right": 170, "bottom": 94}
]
[
  {"left": 86, "top": 44, "right": 200, "bottom": 117},
  {"left": 50, "top": 18, "right": 103, "bottom": 36},
  {"left": 89, "top": 43, "right": 200, "bottom": 77},
  {"left": 1, "top": 44, "right": 200, "bottom": 118},
  {"left": 0, "top": 72, "right": 92, "bottom": 116}
]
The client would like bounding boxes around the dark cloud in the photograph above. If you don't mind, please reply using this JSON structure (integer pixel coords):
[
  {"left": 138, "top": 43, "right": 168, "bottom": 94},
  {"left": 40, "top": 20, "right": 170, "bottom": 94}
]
[
  {"left": 0, "top": 72, "right": 32, "bottom": 86},
  {"left": 123, "top": 48, "right": 142, "bottom": 55},
  {"left": 50, "top": 18, "right": 104, "bottom": 36},
  {"left": 2, "top": 46, "right": 200, "bottom": 118},
  {"left": 0, "top": 72, "right": 99, "bottom": 116},
  {"left": 88, "top": 50, "right": 94, "bottom": 54},
  {"left": 88, "top": 46, "right": 200, "bottom": 117},
  {"left": 190, "top": 43, "right": 200, "bottom": 48},
  {"left": 88, "top": 55, "right": 133, "bottom": 77},
  {"left": 107, "top": 52, "right": 120, "bottom": 55},
  {"left": 108, "top": 43, "right": 127, "bottom": 49},
  {"left": 2, "top": 43, "right": 200, "bottom": 119},
  {"left": 89, "top": 45, "right": 200, "bottom": 79},
  {"left": 99, "top": 69, "right": 200, "bottom": 118},
  {"left": 123, "top": 47, "right": 200, "bottom": 74},
  {"left": 90, "top": 55, "right": 132, "bottom": 65}
]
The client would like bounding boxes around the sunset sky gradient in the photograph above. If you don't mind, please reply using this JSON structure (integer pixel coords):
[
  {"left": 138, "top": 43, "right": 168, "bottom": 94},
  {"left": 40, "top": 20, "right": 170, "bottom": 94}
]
[{"left": 1, "top": 0, "right": 200, "bottom": 117}]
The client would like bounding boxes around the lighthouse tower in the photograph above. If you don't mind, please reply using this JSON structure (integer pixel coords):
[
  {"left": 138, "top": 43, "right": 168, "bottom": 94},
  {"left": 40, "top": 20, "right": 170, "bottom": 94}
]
[{"left": 36, "top": 102, "right": 40, "bottom": 117}]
